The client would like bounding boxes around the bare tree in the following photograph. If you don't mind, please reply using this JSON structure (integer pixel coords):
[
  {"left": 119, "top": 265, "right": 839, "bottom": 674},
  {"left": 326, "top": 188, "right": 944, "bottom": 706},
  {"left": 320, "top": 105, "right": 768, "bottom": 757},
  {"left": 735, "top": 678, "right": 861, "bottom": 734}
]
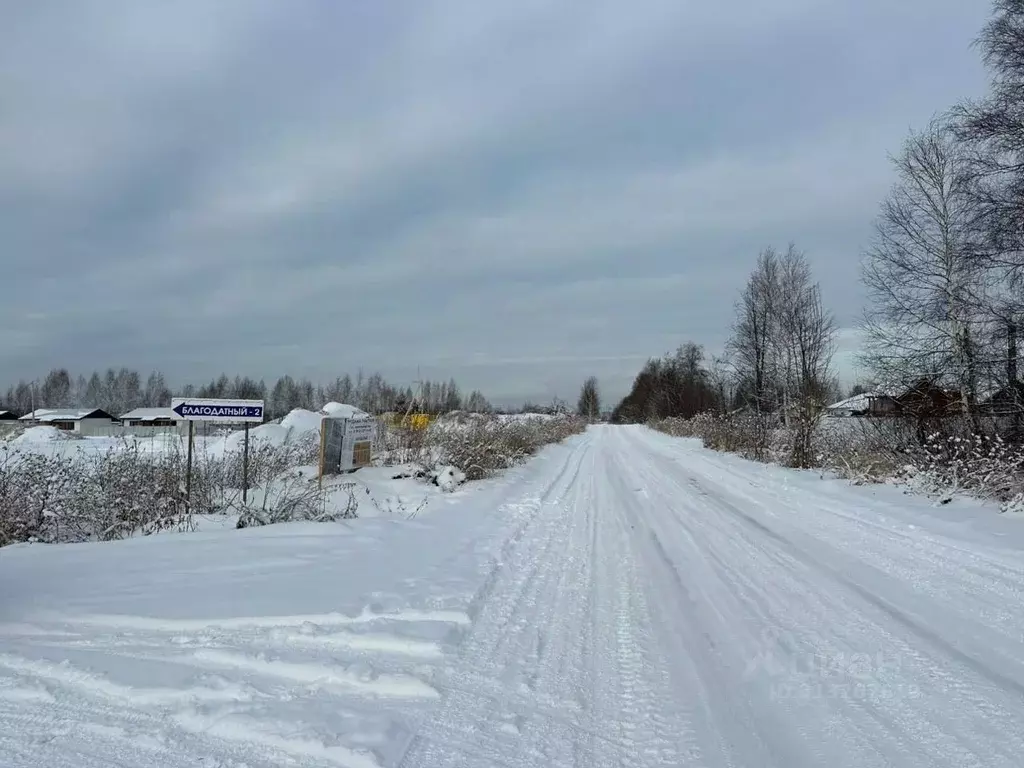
[
  {"left": 728, "top": 244, "right": 836, "bottom": 465},
  {"left": 728, "top": 248, "right": 781, "bottom": 412},
  {"left": 708, "top": 354, "right": 735, "bottom": 412},
  {"left": 954, "top": 0, "right": 1024, "bottom": 279},
  {"left": 953, "top": 0, "right": 1024, "bottom": 435},
  {"left": 860, "top": 120, "right": 988, "bottom": 428},
  {"left": 577, "top": 377, "right": 601, "bottom": 421},
  {"left": 773, "top": 247, "right": 837, "bottom": 465}
]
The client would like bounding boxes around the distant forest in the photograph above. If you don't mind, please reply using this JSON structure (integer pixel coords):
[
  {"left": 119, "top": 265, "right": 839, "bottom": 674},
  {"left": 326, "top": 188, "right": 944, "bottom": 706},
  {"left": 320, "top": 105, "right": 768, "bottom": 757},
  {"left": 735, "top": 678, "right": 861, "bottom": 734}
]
[{"left": 1, "top": 368, "right": 500, "bottom": 421}]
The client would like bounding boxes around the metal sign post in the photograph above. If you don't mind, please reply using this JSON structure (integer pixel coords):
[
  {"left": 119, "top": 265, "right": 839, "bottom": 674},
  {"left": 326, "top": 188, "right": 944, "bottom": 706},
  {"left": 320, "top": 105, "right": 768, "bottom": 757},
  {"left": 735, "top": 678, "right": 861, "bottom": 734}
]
[
  {"left": 318, "top": 415, "right": 328, "bottom": 490},
  {"left": 171, "top": 398, "right": 265, "bottom": 510},
  {"left": 185, "top": 421, "right": 194, "bottom": 512},
  {"left": 243, "top": 423, "right": 250, "bottom": 504}
]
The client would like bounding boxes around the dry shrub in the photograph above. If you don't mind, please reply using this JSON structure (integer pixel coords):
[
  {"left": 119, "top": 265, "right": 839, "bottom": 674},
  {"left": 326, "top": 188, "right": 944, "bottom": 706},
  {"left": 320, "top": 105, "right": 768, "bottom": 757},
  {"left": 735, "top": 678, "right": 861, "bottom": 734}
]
[
  {"left": 428, "top": 414, "right": 586, "bottom": 480},
  {"left": 0, "top": 434, "right": 333, "bottom": 546},
  {"left": 1, "top": 414, "right": 588, "bottom": 546},
  {"left": 0, "top": 442, "right": 195, "bottom": 546},
  {"left": 652, "top": 411, "right": 785, "bottom": 463},
  {"left": 377, "top": 413, "right": 586, "bottom": 481},
  {"left": 897, "top": 429, "right": 1024, "bottom": 506},
  {"left": 234, "top": 469, "right": 340, "bottom": 529},
  {"left": 652, "top": 411, "right": 1024, "bottom": 510}
]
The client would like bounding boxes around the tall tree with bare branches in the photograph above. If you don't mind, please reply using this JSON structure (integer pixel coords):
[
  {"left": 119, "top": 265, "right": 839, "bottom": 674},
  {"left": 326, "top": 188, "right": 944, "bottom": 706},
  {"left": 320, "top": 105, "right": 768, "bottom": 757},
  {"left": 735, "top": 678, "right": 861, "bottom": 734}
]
[
  {"left": 577, "top": 377, "right": 601, "bottom": 421},
  {"left": 729, "top": 244, "right": 836, "bottom": 465},
  {"left": 773, "top": 246, "right": 837, "bottom": 466},
  {"left": 860, "top": 119, "right": 988, "bottom": 427},
  {"left": 728, "top": 247, "right": 781, "bottom": 412},
  {"left": 955, "top": 0, "right": 1024, "bottom": 279}
]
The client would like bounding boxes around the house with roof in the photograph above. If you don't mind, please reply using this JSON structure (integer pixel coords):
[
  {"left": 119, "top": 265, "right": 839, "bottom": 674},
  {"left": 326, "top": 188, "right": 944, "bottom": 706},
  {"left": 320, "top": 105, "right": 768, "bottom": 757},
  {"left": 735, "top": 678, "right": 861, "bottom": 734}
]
[
  {"left": 862, "top": 379, "right": 962, "bottom": 418},
  {"left": 892, "top": 379, "right": 963, "bottom": 418},
  {"left": 19, "top": 408, "right": 117, "bottom": 436},
  {"left": 119, "top": 407, "right": 188, "bottom": 435},
  {"left": 823, "top": 393, "right": 873, "bottom": 418},
  {"left": 0, "top": 410, "right": 19, "bottom": 433},
  {"left": 979, "top": 382, "right": 1024, "bottom": 416}
]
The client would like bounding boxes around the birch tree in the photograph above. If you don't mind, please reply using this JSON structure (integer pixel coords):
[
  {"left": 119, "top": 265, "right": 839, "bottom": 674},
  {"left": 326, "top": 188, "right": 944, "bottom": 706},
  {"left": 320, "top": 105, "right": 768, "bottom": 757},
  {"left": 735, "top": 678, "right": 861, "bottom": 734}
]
[
  {"left": 577, "top": 377, "right": 601, "bottom": 420},
  {"left": 729, "top": 247, "right": 780, "bottom": 412},
  {"left": 729, "top": 244, "right": 836, "bottom": 465},
  {"left": 860, "top": 120, "right": 986, "bottom": 427}
]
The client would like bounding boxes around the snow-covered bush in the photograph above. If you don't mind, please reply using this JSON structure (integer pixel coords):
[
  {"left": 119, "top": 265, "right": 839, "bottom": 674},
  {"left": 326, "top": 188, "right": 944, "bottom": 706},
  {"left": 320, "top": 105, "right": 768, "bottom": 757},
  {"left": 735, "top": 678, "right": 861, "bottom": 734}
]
[
  {"left": 78, "top": 442, "right": 194, "bottom": 539},
  {"left": 0, "top": 442, "right": 194, "bottom": 545},
  {"left": 813, "top": 419, "right": 910, "bottom": 485},
  {"left": 0, "top": 432, "right": 334, "bottom": 546},
  {"left": 377, "top": 412, "right": 586, "bottom": 481},
  {"left": 0, "top": 407, "right": 587, "bottom": 546},
  {"left": 425, "top": 413, "right": 586, "bottom": 480},
  {"left": 216, "top": 430, "right": 320, "bottom": 491},
  {"left": 897, "top": 431, "right": 1024, "bottom": 504},
  {"left": 375, "top": 416, "right": 430, "bottom": 466},
  {"left": 235, "top": 468, "right": 338, "bottom": 528},
  {"left": 652, "top": 411, "right": 786, "bottom": 463},
  {"left": 652, "top": 411, "right": 1024, "bottom": 510},
  {"left": 0, "top": 448, "right": 80, "bottom": 544}
]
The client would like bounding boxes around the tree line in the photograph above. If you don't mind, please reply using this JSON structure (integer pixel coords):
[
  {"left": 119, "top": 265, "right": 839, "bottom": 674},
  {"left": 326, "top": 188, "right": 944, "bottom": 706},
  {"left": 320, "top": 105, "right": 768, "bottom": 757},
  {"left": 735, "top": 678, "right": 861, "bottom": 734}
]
[
  {"left": 609, "top": 243, "right": 841, "bottom": 458},
  {"left": 859, "top": 0, "right": 1024, "bottom": 432},
  {"left": 1, "top": 368, "right": 493, "bottom": 421},
  {"left": 610, "top": 0, "right": 1024, "bottom": 449}
]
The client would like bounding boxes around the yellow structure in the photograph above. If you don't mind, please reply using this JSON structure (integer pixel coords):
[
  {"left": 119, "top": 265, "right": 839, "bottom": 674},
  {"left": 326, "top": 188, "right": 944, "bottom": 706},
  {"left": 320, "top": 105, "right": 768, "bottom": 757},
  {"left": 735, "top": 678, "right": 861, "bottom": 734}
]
[{"left": 386, "top": 412, "right": 433, "bottom": 430}]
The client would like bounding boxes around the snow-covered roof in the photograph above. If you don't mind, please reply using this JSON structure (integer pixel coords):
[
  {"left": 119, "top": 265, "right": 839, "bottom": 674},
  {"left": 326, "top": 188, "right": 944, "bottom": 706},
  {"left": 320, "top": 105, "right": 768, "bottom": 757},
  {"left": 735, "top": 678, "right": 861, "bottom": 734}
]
[
  {"left": 825, "top": 393, "right": 874, "bottom": 412},
  {"left": 0, "top": 410, "right": 16, "bottom": 420},
  {"left": 120, "top": 407, "right": 178, "bottom": 421},
  {"left": 19, "top": 408, "right": 114, "bottom": 422},
  {"left": 321, "top": 402, "right": 370, "bottom": 419}
]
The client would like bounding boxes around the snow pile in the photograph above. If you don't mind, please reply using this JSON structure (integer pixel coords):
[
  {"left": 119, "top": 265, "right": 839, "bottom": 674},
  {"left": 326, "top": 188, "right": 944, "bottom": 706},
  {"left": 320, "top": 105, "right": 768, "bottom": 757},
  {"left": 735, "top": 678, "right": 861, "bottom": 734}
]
[
  {"left": 321, "top": 402, "right": 370, "bottom": 420},
  {"left": 432, "top": 465, "right": 467, "bottom": 492},
  {"left": 10, "top": 426, "right": 72, "bottom": 446},
  {"left": 223, "top": 408, "right": 323, "bottom": 451},
  {"left": 280, "top": 408, "right": 325, "bottom": 433}
]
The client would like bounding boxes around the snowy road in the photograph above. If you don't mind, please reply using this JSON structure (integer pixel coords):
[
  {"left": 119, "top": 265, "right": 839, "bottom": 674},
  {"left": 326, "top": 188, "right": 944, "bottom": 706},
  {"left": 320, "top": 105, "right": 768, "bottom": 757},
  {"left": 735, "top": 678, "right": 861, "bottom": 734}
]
[{"left": 2, "top": 426, "right": 1024, "bottom": 766}]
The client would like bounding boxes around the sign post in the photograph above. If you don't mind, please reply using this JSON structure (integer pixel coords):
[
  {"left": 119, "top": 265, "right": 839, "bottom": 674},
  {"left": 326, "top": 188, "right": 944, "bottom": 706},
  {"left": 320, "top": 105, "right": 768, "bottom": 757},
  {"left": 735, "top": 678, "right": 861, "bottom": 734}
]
[
  {"left": 318, "top": 416, "right": 328, "bottom": 491},
  {"left": 185, "top": 421, "right": 194, "bottom": 512},
  {"left": 171, "top": 398, "right": 265, "bottom": 510},
  {"left": 243, "top": 423, "right": 250, "bottom": 504}
]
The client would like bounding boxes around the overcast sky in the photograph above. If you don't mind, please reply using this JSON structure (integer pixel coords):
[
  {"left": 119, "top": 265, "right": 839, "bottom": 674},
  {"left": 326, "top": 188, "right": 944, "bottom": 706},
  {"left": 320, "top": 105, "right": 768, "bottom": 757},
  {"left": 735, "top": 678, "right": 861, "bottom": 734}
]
[{"left": 1, "top": 1, "right": 992, "bottom": 404}]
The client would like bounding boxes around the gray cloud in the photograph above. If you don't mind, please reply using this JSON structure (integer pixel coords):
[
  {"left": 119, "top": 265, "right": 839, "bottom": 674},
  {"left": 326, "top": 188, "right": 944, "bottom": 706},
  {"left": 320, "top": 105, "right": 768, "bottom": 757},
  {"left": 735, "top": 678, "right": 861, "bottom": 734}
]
[{"left": 1, "top": 1, "right": 991, "bottom": 403}]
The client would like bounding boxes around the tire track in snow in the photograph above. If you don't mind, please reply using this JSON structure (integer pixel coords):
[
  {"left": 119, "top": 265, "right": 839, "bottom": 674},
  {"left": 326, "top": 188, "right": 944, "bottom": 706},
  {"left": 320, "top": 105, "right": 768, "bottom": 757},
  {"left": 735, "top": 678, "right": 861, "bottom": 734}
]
[
  {"left": 397, "top": 434, "right": 630, "bottom": 768},
  {"left": 398, "top": 429, "right": 706, "bottom": 768},
  {"left": 619, "top": 425, "right": 1024, "bottom": 768},
  {"left": 0, "top": 604, "right": 473, "bottom": 767}
]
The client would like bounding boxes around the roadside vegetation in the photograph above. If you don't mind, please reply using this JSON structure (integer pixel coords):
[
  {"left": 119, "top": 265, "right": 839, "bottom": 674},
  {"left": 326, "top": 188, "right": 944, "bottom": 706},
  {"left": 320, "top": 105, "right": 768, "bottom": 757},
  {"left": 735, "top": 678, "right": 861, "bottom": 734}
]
[
  {"left": 614, "top": 0, "right": 1024, "bottom": 514},
  {"left": 0, "top": 410, "right": 585, "bottom": 546}
]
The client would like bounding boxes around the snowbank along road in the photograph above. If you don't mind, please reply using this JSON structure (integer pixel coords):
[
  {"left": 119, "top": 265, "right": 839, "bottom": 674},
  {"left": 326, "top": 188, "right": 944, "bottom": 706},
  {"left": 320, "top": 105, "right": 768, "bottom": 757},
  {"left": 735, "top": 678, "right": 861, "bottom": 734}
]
[{"left": 1, "top": 425, "right": 1023, "bottom": 767}]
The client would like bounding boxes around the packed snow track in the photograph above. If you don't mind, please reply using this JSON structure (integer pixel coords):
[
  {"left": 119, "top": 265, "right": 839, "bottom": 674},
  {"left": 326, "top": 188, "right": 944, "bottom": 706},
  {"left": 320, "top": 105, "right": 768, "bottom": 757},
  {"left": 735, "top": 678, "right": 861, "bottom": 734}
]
[{"left": 2, "top": 425, "right": 1023, "bottom": 767}]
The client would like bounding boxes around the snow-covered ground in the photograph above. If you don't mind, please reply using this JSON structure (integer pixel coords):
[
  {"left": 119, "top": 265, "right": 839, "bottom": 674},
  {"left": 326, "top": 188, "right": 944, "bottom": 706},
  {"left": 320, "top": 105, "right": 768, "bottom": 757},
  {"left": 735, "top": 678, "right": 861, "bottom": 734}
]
[
  {"left": 4, "top": 404, "right": 369, "bottom": 458},
  {"left": 2, "top": 425, "right": 1023, "bottom": 766},
  {"left": 1, "top": 405, "right": 449, "bottom": 528}
]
